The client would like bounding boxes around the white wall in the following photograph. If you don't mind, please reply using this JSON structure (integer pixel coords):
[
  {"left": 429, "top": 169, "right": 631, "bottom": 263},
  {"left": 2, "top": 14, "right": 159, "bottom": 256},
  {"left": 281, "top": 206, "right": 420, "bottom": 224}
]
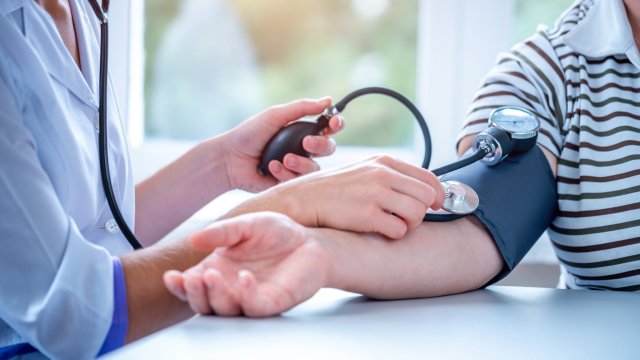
[
  {"left": 109, "top": 0, "right": 144, "bottom": 147},
  {"left": 417, "top": 0, "right": 515, "bottom": 168}
]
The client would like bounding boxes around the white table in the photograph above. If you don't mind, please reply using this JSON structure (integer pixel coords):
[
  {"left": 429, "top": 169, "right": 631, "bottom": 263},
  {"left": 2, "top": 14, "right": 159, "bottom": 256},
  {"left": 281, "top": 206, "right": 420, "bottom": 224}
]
[{"left": 106, "top": 286, "right": 640, "bottom": 359}]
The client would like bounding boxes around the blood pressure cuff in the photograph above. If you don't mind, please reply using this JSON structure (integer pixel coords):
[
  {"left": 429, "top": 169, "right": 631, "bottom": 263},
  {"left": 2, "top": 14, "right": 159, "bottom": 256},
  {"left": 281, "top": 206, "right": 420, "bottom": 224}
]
[{"left": 440, "top": 145, "right": 557, "bottom": 286}]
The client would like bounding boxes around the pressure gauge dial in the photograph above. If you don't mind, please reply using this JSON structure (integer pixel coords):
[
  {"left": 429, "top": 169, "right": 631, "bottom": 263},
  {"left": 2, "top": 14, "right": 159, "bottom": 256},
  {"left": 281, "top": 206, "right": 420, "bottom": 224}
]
[
  {"left": 488, "top": 106, "right": 540, "bottom": 154},
  {"left": 488, "top": 106, "right": 540, "bottom": 141},
  {"left": 472, "top": 106, "right": 541, "bottom": 165}
]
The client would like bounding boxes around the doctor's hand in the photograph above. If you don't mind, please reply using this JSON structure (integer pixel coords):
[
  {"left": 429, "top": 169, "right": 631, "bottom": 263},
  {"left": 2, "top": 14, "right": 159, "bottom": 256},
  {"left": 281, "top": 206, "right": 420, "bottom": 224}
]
[
  {"left": 163, "top": 213, "right": 329, "bottom": 317},
  {"left": 228, "top": 155, "right": 446, "bottom": 239},
  {"left": 221, "top": 97, "right": 344, "bottom": 193}
]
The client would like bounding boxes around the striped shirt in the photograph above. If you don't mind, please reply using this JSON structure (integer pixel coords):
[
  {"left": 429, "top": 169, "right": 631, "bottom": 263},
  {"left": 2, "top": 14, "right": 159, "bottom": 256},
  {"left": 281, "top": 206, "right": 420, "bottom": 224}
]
[{"left": 459, "top": 0, "right": 640, "bottom": 291}]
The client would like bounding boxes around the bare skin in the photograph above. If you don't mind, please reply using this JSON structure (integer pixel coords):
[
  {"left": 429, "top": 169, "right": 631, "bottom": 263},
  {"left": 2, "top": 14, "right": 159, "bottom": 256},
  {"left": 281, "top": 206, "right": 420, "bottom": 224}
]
[
  {"left": 625, "top": 0, "right": 640, "bottom": 50},
  {"left": 227, "top": 155, "right": 446, "bottom": 240},
  {"left": 36, "top": 0, "right": 81, "bottom": 67}
]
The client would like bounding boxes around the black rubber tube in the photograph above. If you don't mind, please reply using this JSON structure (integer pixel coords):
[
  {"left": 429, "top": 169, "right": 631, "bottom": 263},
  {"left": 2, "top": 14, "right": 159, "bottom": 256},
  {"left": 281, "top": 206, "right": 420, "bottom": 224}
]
[
  {"left": 432, "top": 148, "right": 488, "bottom": 177},
  {"left": 97, "top": 13, "right": 143, "bottom": 250},
  {"left": 335, "top": 87, "right": 432, "bottom": 169}
]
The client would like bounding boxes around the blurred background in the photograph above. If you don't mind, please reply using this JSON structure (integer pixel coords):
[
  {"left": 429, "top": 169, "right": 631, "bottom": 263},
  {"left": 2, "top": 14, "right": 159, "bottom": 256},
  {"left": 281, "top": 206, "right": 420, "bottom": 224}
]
[{"left": 143, "top": 0, "right": 572, "bottom": 147}]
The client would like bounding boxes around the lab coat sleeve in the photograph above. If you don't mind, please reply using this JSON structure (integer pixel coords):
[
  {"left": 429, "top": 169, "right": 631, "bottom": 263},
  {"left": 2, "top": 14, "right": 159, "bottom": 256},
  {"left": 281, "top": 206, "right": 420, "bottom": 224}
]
[
  {"left": 98, "top": 258, "right": 129, "bottom": 356},
  {"left": 0, "top": 62, "right": 117, "bottom": 359}
]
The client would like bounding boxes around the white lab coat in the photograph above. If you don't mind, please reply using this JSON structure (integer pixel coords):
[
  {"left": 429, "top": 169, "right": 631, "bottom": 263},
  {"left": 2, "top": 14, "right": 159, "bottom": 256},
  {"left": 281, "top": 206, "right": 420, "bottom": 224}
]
[{"left": 0, "top": 0, "right": 134, "bottom": 358}]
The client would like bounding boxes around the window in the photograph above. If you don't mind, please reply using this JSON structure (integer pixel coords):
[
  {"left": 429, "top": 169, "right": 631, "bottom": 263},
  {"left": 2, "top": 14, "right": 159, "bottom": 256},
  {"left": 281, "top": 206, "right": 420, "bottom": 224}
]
[
  {"left": 515, "top": 0, "right": 576, "bottom": 42},
  {"left": 144, "top": 0, "right": 420, "bottom": 150}
]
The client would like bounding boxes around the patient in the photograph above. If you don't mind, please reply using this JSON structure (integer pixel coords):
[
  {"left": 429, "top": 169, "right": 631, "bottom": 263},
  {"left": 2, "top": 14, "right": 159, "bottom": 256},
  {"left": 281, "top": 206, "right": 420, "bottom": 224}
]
[{"left": 165, "top": 0, "right": 640, "bottom": 315}]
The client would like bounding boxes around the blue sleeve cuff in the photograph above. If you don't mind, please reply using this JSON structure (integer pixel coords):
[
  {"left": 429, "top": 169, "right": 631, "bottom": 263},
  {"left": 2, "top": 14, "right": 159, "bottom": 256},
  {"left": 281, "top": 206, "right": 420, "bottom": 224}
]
[{"left": 98, "top": 257, "right": 129, "bottom": 356}]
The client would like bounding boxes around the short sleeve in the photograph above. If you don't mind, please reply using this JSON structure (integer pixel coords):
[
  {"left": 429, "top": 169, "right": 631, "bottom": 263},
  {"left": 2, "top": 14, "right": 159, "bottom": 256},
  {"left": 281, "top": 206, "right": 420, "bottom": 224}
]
[{"left": 458, "top": 31, "right": 567, "bottom": 158}]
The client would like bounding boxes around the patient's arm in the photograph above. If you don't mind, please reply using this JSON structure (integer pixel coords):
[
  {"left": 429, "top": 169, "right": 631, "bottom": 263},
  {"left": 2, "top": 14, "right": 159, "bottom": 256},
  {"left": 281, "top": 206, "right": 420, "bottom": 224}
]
[
  {"left": 163, "top": 213, "right": 501, "bottom": 316},
  {"left": 320, "top": 216, "right": 502, "bottom": 299}
]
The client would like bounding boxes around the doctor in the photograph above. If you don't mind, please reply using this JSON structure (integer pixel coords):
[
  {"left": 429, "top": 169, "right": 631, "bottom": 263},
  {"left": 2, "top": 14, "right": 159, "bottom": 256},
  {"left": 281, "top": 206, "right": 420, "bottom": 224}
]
[{"left": 0, "top": 0, "right": 446, "bottom": 358}]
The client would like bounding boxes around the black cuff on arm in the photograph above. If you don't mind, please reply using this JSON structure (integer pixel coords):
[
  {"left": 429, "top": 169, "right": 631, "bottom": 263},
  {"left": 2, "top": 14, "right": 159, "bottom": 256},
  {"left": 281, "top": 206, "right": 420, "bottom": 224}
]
[{"left": 440, "top": 145, "right": 557, "bottom": 286}]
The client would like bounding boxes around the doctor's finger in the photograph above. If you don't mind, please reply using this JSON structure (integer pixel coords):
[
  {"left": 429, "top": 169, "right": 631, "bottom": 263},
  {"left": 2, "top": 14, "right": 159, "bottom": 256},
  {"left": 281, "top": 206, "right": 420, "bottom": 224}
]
[
  {"left": 283, "top": 154, "right": 321, "bottom": 175},
  {"left": 323, "top": 115, "right": 345, "bottom": 136},
  {"left": 269, "top": 160, "right": 298, "bottom": 182},
  {"left": 266, "top": 97, "right": 332, "bottom": 124},
  {"left": 184, "top": 273, "right": 213, "bottom": 315},
  {"left": 377, "top": 156, "right": 445, "bottom": 208},
  {"left": 389, "top": 173, "right": 440, "bottom": 210},
  {"left": 371, "top": 209, "right": 409, "bottom": 240},
  {"left": 163, "top": 270, "right": 188, "bottom": 302},
  {"left": 303, "top": 135, "right": 336, "bottom": 157},
  {"left": 203, "top": 269, "right": 242, "bottom": 316},
  {"left": 381, "top": 193, "right": 430, "bottom": 229}
]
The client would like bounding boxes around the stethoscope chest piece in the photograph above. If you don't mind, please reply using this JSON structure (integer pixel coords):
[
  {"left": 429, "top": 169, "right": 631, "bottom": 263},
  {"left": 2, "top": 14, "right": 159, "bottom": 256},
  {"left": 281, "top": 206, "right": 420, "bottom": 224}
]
[{"left": 440, "top": 180, "right": 479, "bottom": 215}]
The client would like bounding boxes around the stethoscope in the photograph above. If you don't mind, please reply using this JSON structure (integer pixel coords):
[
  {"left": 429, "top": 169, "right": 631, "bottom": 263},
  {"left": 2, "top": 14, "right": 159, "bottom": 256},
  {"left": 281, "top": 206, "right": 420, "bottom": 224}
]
[
  {"left": 88, "top": 0, "right": 144, "bottom": 249},
  {"left": 88, "top": 0, "right": 539, "bottom": 251}
]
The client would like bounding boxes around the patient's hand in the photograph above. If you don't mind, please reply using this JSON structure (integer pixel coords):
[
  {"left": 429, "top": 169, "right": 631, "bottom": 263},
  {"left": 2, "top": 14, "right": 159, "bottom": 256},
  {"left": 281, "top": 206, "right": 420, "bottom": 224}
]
[
  {"left": 228, "top": 155, "right": 446, "bottom": 239},
  {"left": 163, "top": 213, "right": 329, "bottom": 317}
]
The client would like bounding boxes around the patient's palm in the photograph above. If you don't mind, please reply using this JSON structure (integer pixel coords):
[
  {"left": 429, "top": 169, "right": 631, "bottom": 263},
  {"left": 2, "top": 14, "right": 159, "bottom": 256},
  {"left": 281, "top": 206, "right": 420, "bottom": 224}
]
[{"left": 198, "top": 215, "right": 328, "bottom": 316}]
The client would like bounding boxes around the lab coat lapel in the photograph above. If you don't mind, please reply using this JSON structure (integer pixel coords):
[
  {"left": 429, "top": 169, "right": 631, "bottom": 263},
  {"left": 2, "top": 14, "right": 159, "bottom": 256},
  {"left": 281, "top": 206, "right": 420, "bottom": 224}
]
[
  {"left": 23, "top": 2, "right": 98, "bottom": 110},
  {"left": 0, "top": 0, "right": 25, "bottom": 15}
]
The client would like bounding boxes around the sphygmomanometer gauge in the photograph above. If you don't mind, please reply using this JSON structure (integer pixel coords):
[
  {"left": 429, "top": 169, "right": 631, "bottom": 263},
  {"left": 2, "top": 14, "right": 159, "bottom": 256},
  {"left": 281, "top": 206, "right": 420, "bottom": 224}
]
[
  {"left": 473, "top": 106, "right": 541, "bottom": 165},
  {"left": 488, "top": 106, "right": 540, "bottom": 152}
]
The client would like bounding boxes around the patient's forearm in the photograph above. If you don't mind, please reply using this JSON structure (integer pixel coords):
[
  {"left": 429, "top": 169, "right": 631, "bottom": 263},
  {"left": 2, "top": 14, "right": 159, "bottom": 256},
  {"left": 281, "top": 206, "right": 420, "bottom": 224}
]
[{"left": 318, "top": 216, "right": 503, "bottom": 299}]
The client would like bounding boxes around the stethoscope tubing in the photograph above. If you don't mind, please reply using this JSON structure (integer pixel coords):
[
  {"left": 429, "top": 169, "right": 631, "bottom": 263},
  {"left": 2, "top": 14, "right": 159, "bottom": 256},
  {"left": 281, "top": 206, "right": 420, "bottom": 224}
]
[
  {"left": 92, "top": 0, "right": 143, "bottom": 249},
  {"left": 432, "top": 147, "right": 488, "bottom": 177}
]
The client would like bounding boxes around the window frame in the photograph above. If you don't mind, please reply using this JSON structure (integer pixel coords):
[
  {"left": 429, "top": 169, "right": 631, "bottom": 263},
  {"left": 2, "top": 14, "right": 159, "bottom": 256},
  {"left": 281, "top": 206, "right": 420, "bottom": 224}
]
[{"left": 110, "top": 0, "right": 144, "bottom": 148}]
